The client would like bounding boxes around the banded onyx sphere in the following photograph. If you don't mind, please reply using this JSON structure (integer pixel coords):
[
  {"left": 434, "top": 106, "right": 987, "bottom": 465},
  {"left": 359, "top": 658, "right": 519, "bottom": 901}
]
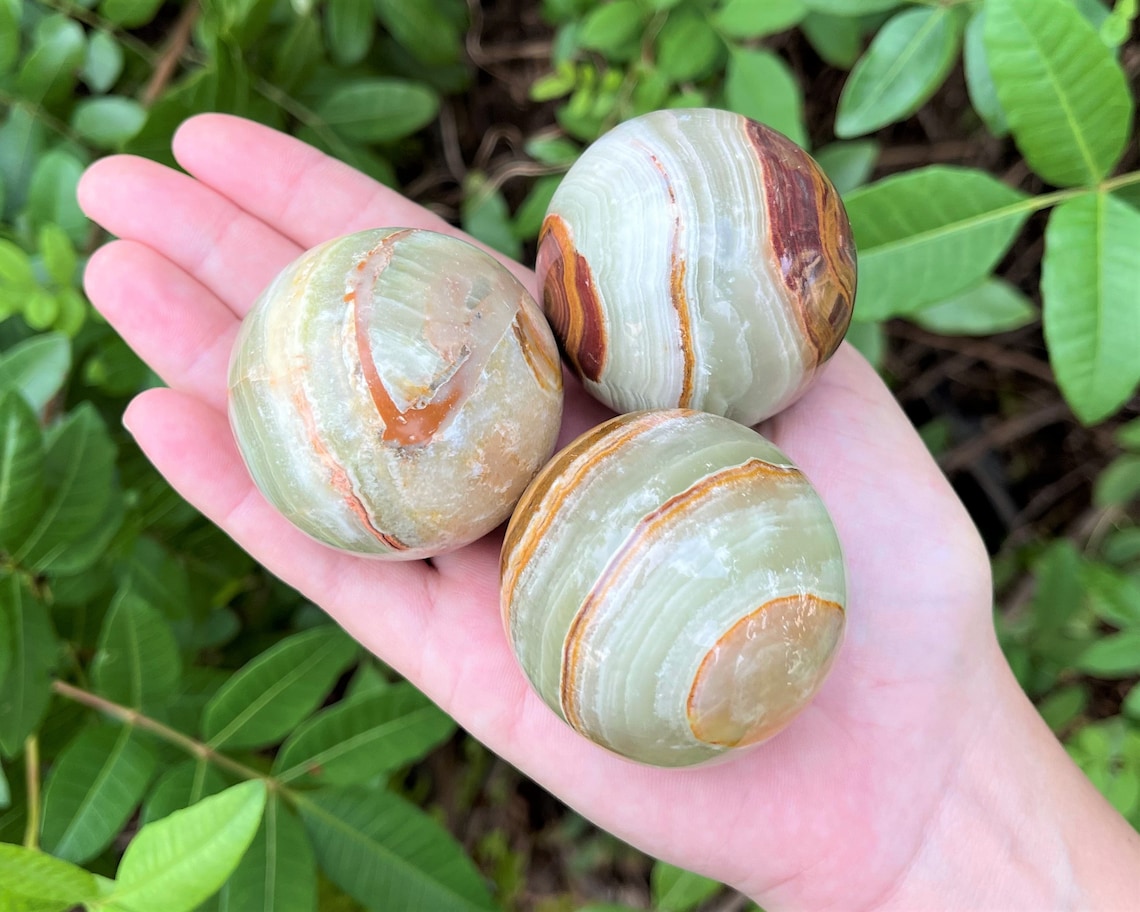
[
  {"left": 537, "top": 108, "right": 856, "bottom": 425},
  {"left": 228, "top": 228, "right": 563, "bottom": 559},
  {"left": 501, "top": 409, "right": 846, "bottom": 767}
]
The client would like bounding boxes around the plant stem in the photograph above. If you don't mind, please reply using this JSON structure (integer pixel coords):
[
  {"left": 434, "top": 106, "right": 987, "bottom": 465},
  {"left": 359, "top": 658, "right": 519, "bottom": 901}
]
[
  {"left": 23, "top": 735, "right": 40, "bottom": 850},
  {"left": 51, "top": 680, "right": 268, "bottom": 785}
]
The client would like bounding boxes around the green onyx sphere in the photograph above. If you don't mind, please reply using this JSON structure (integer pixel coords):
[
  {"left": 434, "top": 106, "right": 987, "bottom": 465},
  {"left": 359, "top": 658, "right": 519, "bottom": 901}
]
[
  {"left": 228, "top": 228, "right": 564, "bottom": 560},
  {"left": 501, "top": 409, "right": 846, "bottom": 767},
  {"left": 537, "top": 107, "right": 856, "bottom": 426}
]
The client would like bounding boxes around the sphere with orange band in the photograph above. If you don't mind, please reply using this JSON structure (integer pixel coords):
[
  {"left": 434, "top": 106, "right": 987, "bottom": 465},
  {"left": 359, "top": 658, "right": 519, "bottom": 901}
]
[
  {"left": 228, "top": 228, "right": 563, "bottom": 559},
  {"left": 537, "top": 108, "right": 856, "bottom": 426},
  {"left": 500, "top": 409, "right": 846, "bottom": 767}
]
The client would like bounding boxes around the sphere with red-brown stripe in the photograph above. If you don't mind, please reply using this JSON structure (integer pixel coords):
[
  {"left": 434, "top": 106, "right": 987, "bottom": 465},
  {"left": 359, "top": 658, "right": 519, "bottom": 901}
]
[
  {"left": 229, "top": 228, "right": 563, "bottom": 559},
  {"left": 537, "top": 108, "right": 856, "bottom": 426},
  {"left": 500, "top": 409, "right": 845, "bottom": 767}
]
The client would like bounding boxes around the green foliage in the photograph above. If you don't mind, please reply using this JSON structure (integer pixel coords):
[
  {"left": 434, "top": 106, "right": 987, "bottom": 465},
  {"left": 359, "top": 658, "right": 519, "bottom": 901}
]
[{"left": 0, "top": 0, "right": 1138, "bottom": 907}]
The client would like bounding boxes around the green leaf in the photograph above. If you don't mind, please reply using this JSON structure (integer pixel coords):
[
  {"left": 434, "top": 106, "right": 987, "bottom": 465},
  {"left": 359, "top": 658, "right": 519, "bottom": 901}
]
[
  {"left": 843, "top": 166, "right": 1029, "bottom": 320},
  {"left": 0, "top": 391, "right": 44, "bottom": 552},
  {"left": 71, "top": 97, "right": 147, "bottom": 149},
  {"left": 316, "top": 79, "right": 440, "bottom": 144},
  {"left": 0, "top": 107, "right": 46, "bottom": 220},
  {"left": 141, "top": 759, "right": 230, "bottom": 825},
  {"left": 651, "top": 861, "right": 722, "bottom": 912},
  {"left": 803, "top": 0, "right": 900, "bottom": 13},
  {"left": 0, "top": 844, "right": 100, "bottom": 910},
  {"left": 98, "top": 0, "right": 164, "bottom": 28},
  {"left": 655, "top": 9, "right": 723, "bottom": 82},
  {"left": 1118, "top": 419, "right": 1140, "bottom": 451},
  {"left": 296, "top": 786, "right": 497, "bottom": 912},
  {"left": 1082, "top": 562, "right": 1140, "bottom": 627},
  {"left": 0, "top": 239, "right": 34, "bottom": 290},
  {"left": 801, "top": 11, "right": 863, "bottom": 68},
  {"left": 38, "top": 224, "right": 75, "bottom": 288},
  {"left": 108, "top": 780, "right": 267, "bottom": 912},
  {"left": 844, "top": 319, "right": 885, "bottom": 369},
  {"left": 1076, "top": 630, "right": 1140, "bottom": 677},
  {"left": 1041, "top": 193, "right": 1140, "bottom": 423},
  {"left": 579, "top": 0, "right": 644, "bottom": 56},
  {"left": 16, "top": 15, "right": 86, "bottom": 106},
  {"left": 1103, "top": 527, "right": 1140, "bottom": 565},
  {"left": 912, "top": 278, "right": 1036, "bottom": 336},
  {"left": 27, "top": 150, "right": 88, "bottom": 247},
  {"left": 0, "top": 573, "right": 57, "bottom": 757},
  {"left": 0, "top": 760, "right": 7, "bottom": 807},
  {"left": 984, "top": 0, "right": 1133, "bottom": 186},
  {"left": 963, "top": 9, "right": 1008, "bottom": 137},
  {"left": 0, "top": 0, "right": 18, "bottom": 77},
  {"left": 513, "top": 175, "right": 562, "bottom": 241},
  {"left": 216, "top": 794, "right": 317, "bottom": 912},
  {"left": 13, "top": 404, "right": 118, "bottom": 573},
  {"left": 1095, "top": 455, "right": 1140, "bottom": 507},
  {"left": 712, "top": 0, "right": 805, "bottom": 38},
  {"left": 1037, "top": 683, "right": 1087, "bottom": 731},
  {"left": 325, "top": 0, "right": 374, "bottom": 66},
  {"left": 40, "top": 724, "right": 157, "bottom": 863},
  {"left": 461, "top": 174, "right": 523, "bottom": 261},
  {"left": 201, "top": 625, "right": 358, "bottom": 750},
  {"left": 835, "top": 7, "right": 962, "bottom": 138},
  {"left": 374, "top": 0, "right": 463, "bottom": 66},
  {"left": 91, "top": 587, "right": 182, "bottom": 710},
  {"left": 724, "top": 48, "right": 807, "bottom": 148},
  {"left": 0, "top": 333, "right": 70, "bottom": 414},
  {"left": 1125, "top": 682, "right": 1140, "bottom": 719},
  {"left": 80, "top": 30, "right": 124, "bottom": 94},
  {"left": 524, "top": 134, "right": 579, "bottom": 166},
  {"left": 814, "top": 140, "right": 879, "bottom": 195},
  {"left": 273, "top": 684, "right": 455, "bottom": 785},
  {"left": 1032, "top": 540, "right": 1085, "bottom": 635}
]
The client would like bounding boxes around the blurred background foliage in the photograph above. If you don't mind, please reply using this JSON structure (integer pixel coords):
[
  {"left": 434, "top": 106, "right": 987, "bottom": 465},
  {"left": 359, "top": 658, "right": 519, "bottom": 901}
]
[{"left": 0, "top": 0, "right": 1138, "bottom": 909}]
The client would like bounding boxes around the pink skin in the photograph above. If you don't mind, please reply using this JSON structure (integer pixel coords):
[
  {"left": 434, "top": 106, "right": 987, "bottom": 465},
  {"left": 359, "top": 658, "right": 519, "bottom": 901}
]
[{"left": 78, "top": 115, "right": 1138, "bottom": 910}]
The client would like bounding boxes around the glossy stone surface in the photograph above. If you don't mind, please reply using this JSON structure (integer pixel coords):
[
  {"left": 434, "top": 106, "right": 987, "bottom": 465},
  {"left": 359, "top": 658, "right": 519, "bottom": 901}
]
[
  {"left": 537, "top": 108, "right": 856, "bottom": 426},
  {"left": 229, "top": 228, "right": 563, "bottom": 559},
  {"left": 500, "top": 409, "right": 845, "bottom": 767}
]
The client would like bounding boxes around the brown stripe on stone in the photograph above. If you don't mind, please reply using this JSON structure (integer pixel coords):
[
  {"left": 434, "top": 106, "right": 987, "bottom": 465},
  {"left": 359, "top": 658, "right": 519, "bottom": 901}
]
[
  {"left": 744, "top": 120, "right": 856, "bottom": 367},
  {"left": 559, "top": 456, "right": 804, "bottom": 732},
  {"left": 351, "top": 229, "right": 501, "bottom": 447},
  {"left": 289, "top": 387, "right": 406, "bottom": 552},
  {"left": 537, "top": 215, "right": 607, "bottom": 383},
  {"left": 687, "top": 593, "right": 843, "bottom": 747},
  {"left": 499, "top": 411, "right": 678, "bottom": 628},
  {"left": 511, "top": 299, "right": 563, "bottom": 394}
]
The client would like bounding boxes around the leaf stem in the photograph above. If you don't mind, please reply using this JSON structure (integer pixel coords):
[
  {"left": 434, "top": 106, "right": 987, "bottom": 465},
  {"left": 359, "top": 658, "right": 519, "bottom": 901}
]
[
  {"left": 51, "top": 680, "right": 268, "bottom": 786},
  {"left": 23, "top": 735, "right": 40, "bottom": 850}
]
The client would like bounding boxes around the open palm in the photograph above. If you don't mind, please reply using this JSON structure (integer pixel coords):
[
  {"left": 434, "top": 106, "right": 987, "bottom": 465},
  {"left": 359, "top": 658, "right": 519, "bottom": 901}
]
[{"left": 79, "top": 114, "right": 1000, "bottom": 910}]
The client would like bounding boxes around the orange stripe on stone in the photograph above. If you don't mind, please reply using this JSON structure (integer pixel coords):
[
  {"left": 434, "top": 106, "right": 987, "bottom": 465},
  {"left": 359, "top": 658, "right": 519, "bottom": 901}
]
[
  {"left": 289, "top": 387, "right": 406, "bottom": 552},
  {"left": 647, "top": 151, "right": 696, "bottom": 408},
  {"left": 499, "top": 411, "right": 678, "bottom": 629},
  {"left": 511, "top": 300, "right": 563, "bottom": 394},
  {"left": 559, "top": 457, "right": 804, "bottom": 732},
  {"left": 350, "top": 229, "right": 507, "bottom": 447},
  {"left": 537, "top": 215, "right": 607, "bottom": 383},
  {"left": 687, "top": 593, "right": 843, "bottom": 747}
]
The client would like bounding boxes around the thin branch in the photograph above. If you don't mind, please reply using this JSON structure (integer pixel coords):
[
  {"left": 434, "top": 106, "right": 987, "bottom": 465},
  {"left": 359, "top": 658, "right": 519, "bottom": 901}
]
[
  {"left": 142, "top": 0, "right": 200, "bottom": 107},
  {"left": 51, "top": 680, "right": 267, "bottom": 785},
  {"left": 24, "top": 735, "right": 40, "bottom": 850}
]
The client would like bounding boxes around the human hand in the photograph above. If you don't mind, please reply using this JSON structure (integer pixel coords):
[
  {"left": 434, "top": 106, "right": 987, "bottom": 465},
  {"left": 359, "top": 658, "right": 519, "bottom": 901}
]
[{"left": 78, "top": 114, "right": 1135, "bottom": 910}]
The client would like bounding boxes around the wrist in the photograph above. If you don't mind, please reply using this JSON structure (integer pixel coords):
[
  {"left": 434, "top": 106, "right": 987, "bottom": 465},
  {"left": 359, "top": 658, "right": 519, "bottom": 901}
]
[{"left": 875, "top": 643, "right": 1140, "bottom": 911}]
